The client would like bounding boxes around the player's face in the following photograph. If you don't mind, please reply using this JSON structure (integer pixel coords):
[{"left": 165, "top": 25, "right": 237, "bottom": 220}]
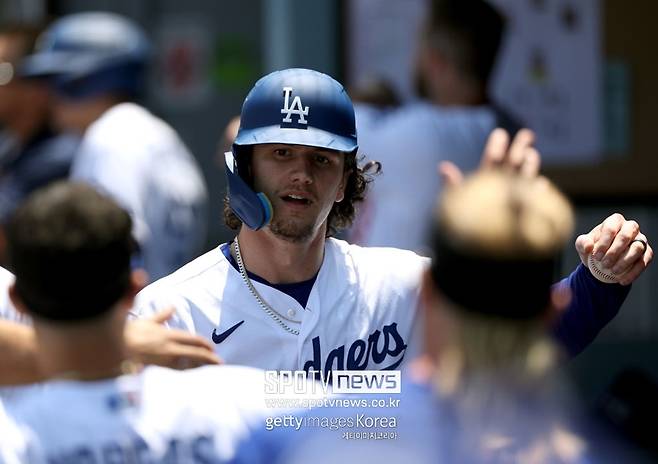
[
  {"left": 51, "top": 95, "right": 92, "bottom": 134},
  {"left": 251, "top": 143, "right": 348, "bottom": 243},
  {"left": 0, "top": 36, "right": 22, "bottom": 121}
]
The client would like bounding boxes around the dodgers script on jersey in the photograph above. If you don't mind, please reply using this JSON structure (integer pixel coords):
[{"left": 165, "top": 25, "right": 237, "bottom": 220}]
[
  {"left": 134, "top": 239, "right": 426, "bottom": 376},
  {"left": 2, "top": 365, "right": 271, "bottom": 463}
]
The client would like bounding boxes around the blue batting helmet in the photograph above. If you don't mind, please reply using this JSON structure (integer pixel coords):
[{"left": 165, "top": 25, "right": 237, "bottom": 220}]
[
  {"left": 225, "top": 68, "right": 358, "bottom": 230},
  {"left": 20, "top": 12, "right": 150, "bottom": 99}
]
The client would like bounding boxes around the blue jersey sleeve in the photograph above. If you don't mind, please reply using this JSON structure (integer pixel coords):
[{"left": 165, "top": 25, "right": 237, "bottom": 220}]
[{"left": 551, "top": 263, "right": 631, "bottom": 356}]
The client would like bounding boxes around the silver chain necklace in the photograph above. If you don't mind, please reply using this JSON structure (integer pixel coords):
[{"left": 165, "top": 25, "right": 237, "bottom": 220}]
[{"left": 233, "top": 237, "right": 300, "bottom": 335}]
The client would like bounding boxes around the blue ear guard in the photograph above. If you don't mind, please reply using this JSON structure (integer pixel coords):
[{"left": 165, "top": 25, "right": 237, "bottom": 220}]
[{"left": 224, "top": 151, "right": 273, "bottom": 230}]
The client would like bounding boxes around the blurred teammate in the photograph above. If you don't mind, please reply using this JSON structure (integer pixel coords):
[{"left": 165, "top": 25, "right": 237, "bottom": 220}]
[
  {"left": 21, "top": 12, "right": 208, "bottom": 281},
  {"left": 0, "top": 264, "right": 221, "bottom": 387},
  {"left": 0, "top": 182, "right": 270, "bottom": 461},
  {"left": 0, "top": 23, "right": 78, "bottom": 263},
  {"left": 350, "top": 0, "right": 528, "bottom": 252},
  {"left": 134, "top": 68, "right": 651, "bottom": 376},
  {"left": 238, "top": 172, "right": 638, "bottom": 464}
]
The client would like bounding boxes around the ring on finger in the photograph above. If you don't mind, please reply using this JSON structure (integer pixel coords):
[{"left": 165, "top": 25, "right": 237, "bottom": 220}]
[{"left": 631, "top": 238, "right": 648, "bottom": 254}]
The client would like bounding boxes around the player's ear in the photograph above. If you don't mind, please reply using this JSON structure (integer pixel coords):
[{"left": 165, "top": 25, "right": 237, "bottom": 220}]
[
  {"left": 419, "top": 268, "right": 452, "bottom": 364},
  {"left": 335, "top": 166, "right": 351, "bottom": 203},
  {"left": 8, "top": 282, "right": 29, "bottom": 316},
  {"left": 119, "top": 269, "right": 148, "bottom": 310},
  {"left": 419, "top": 268, "right": 440, "bottom": 311},
  {"left": 417, "top": 38, "right": 446, "bottom": 79},
  {"left": 543, "top": 284, "right": 573, "bottom": 327},
  {"left": 129, "top": 269, "right": 148, "bottom": 296}
]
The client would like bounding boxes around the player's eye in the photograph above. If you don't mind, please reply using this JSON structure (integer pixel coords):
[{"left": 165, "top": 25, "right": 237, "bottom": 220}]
[
  {"left": 315, "top": 154, "right": 330, "bottom": 165},
  {"left": 273, "top": 148, "right": 290, "bottom": 158}
]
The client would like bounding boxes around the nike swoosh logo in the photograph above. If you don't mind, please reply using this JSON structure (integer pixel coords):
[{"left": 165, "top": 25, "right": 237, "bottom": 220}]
[{"left": 211, "top": 320, "right": 245, "bottom": 344}]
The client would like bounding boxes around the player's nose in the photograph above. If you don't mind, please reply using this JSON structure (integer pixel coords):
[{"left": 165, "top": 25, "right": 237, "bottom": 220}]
[{"left": 289, "top": 154, "right": 313, "bottom": 184}]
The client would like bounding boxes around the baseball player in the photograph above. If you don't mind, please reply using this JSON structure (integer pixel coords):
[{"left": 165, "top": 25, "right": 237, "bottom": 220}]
[
  {"left": 0, "top": 265, "right": 221, "bottom": 388},
  {"left": 20, "top": 12, "right": 208, "bottom": 281},
  {"left": 0, "top": 182, "right": 275, "bottom": 462},
  {"left": 235, "top": 172, "right": 635, "bottom": 464},
  {"left": 0, "top": 24, "right": 78, "bottom": 265},
  {"left": 348, "top": 0, "right": 511, "bottom": 252},
  {"left": 134, "top": 68, "right": 651, "bottom": 377}
]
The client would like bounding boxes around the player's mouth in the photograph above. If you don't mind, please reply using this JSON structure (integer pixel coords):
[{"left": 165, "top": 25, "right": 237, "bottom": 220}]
[{"left": 280, "top": 192, "right": 313, "bottom": 206}]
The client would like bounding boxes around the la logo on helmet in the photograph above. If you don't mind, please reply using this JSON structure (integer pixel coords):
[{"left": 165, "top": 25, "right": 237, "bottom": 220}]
[{"left": 281, "top": 87, "right": 309, "bottom": 125}]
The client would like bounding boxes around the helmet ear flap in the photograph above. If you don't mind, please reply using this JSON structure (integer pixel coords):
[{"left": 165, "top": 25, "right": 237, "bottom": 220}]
[
  {"left": 224, "top": 146, "right": 273, "bottom": 231},
  {"left": 233, "top": 145, "right": 254, "bottom": 187}
]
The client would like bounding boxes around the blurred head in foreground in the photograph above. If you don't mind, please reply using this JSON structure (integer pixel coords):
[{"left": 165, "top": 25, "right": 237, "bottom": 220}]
[
  {"left": 423, "top": 170, "right": 574, "bottom": 391},
  {"left": 6, "top": 182, "right": 143, "bottom": 377}
]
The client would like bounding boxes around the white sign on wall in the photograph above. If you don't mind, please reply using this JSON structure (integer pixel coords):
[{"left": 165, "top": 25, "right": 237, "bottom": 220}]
[
  {"left": 348, "top": 0, "right": 603, "bottom": 164},
  {"left": 347, "top": 0, "right": 427, "bottom": 101},
  {"left": 153, "top": 16, "right": 212, "bottom": 109},
  {"left": 489, "top": 0, "right": 602, "bottom": 163}
]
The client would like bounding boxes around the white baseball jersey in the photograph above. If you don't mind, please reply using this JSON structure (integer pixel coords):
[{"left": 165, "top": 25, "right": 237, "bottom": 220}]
[
  {"left": 0, "top": 266, "right": 18, "bottom": 322},
  {"left": 236, "top": 373, "right": 598, "bottom": 464},
  {"left": 0, "top": 267, "right": 37, "bottom": 402},
  {"left": 350, "top": 102, "right": 497, "bottom": 254},
  {"left": 2, "top": 365, "right": 273, "bottom": 463},
  {"left": 70, "top": 102, "right": 208, "bottom": 281},
  {"left": 0, "top": 399, "right": 26, "bottom": 464},
  {"left": 134, "top": 238, "right": 426, "bottom": 375}
]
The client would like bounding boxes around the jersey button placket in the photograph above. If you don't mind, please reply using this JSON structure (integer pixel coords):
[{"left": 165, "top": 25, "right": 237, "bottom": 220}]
[{"left": 297, "top": 290, "right": 321, "bottom": 370}]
